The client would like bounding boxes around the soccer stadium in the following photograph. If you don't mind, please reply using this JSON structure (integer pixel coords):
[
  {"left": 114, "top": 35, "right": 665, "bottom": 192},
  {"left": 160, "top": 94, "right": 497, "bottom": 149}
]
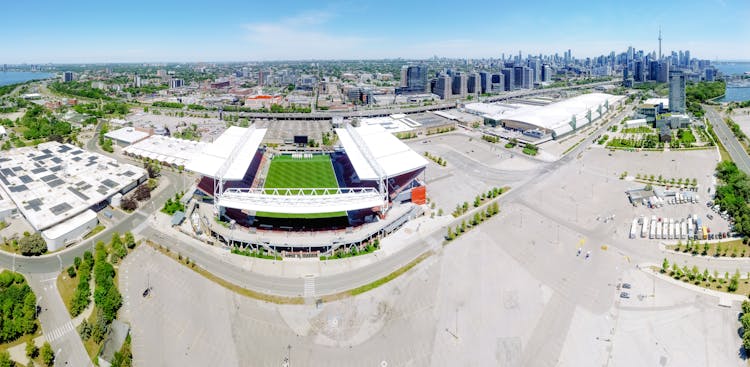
[{"left": 185, "top": 124, "right": 428, "bottom": 253}]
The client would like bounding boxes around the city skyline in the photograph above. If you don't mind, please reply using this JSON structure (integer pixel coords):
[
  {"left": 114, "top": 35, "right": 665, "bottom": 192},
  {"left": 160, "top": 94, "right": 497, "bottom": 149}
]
[{"left": 3, "top": 0, "right": 750, "bottom": 63}]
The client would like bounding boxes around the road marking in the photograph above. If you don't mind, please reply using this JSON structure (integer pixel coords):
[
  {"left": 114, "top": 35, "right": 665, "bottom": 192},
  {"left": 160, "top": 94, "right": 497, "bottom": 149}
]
[
  {"left": 46, "top": 321, "right": 74, "bottom": 342},
  {"left": 303, "top": 275, "right": 316, "bottom": 298},
  {"left": 41, "top": 277, "right": 57, "bottom": 283}
]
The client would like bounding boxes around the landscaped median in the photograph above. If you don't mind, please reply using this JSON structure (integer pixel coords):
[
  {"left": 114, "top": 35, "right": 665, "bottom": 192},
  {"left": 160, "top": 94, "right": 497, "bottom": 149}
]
[{"left": 653, "top": 258, "right": 750, "bottom": 294}]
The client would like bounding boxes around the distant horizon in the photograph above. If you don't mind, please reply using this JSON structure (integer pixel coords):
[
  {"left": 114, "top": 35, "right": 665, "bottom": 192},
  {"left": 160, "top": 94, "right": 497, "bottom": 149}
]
[{"left": 2, "top": 58, "right": 750, "bottom": 67}]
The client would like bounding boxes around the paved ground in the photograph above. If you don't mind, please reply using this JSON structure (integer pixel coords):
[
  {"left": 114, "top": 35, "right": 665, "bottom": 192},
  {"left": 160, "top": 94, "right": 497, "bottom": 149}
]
[{"left": 121, "top": 202, "right": 745, "bottom": 366}]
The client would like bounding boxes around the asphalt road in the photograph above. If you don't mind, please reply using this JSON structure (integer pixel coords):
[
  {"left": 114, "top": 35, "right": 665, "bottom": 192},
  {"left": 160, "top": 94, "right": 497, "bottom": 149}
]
[{"left": 704, "top": 105, "right": 750, "bottom": 174}]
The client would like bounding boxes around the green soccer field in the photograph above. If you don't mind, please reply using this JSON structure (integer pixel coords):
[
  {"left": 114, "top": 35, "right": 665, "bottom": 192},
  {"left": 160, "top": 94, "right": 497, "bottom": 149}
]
[
  {"left": 257, "top": 154, "right": 345, "bottom": 219},
  {"left": 263, "top": 154, "right": 339, "bottom": 190}
]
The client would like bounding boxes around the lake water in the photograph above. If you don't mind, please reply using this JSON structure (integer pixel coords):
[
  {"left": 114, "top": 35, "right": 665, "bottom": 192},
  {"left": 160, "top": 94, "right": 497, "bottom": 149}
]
[
  {"left": 0, "top": 71, "right": 55, "bottom": 86},
  {"left": 719, "top": 87, "right": 750, "bottom": 102},
  {"left": 714, "top": 62, "right": 750, "bottom": 76}
]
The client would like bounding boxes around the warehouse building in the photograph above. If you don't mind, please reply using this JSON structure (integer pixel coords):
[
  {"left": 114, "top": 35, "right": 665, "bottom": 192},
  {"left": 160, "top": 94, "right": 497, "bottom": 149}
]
[{"left": 0, "top": 142, "right": 147, "bottom": 250}]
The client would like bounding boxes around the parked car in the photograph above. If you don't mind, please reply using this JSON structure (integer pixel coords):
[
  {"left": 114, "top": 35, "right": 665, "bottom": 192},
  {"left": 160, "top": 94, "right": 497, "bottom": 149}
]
[
  {"left": 622, "top": 283, "right": 632, "bottom": 289},
  {"left": 620, "top": 292, "right": 630, "bottom": 299}
]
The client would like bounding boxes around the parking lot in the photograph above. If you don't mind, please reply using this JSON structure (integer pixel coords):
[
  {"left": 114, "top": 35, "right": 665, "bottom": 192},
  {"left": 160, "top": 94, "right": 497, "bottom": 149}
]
[{"left": 407, "top": 133, "right": 543, "bottom": 215}]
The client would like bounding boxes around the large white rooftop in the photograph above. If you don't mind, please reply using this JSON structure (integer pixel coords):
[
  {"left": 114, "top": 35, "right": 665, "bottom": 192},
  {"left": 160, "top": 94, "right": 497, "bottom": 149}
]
[
  {"left": 123, "top": 135, "right": 206, "bottom": 167},
  {"left": 0, "top": 142, "right": 146, "bottom": 230},
  {"left": 500, "top": 93, "right": 625, "bottom": 136},
  {"left": 359, "top": 114, "right": 422, "bottom": 133},
  {"left": 105, "top": 127, "right": 150, "bottom": 144},
  {"left": 185, "top": 126, "right": 267, "bottom": 180},
  {"left": 335, "top": 124, "right": 427, "bottom": 181}
]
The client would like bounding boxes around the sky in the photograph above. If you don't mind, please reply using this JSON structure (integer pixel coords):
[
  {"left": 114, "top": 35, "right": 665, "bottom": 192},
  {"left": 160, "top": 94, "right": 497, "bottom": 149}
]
[{"left": 3, "top": 0, "right": 749, "bottom": 63}]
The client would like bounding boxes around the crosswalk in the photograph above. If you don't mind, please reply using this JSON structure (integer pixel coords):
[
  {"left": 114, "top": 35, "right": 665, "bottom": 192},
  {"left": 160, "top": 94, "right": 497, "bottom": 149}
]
[
  {"left": 303, "top": 276, "right": 316, "bottom": 297},
  {"left": 46, "top": 320, "right": 74, "bottom": 342}
]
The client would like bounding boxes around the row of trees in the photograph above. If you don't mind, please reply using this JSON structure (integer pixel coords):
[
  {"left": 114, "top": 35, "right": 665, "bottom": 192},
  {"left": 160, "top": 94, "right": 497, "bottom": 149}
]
[
  {"left": 714, "top": 161, "right": 750, "bottom": 237},
  {"left": 634, "top": 174, "right": 698, "bottom": 187},
  {"left": 423, "top": 151, "right": 447, "bottom": 166},
  {"left": 446, "top": 202, "right": 500, "bottom": 241},
  {"left": 69, "top": 251, "right": 94, "bottom": 316},
  {"left": 661, "top": 258, "right": 741, "bottom": 292}
]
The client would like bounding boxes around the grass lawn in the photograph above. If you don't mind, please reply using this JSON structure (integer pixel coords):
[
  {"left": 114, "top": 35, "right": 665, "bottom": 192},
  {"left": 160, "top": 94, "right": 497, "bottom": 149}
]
[
  {"left": 57, "top": 272, "right": 79, "bottom": 316},
  {"left": 257, "top": 154, "right": 345, "bottom": 219}
]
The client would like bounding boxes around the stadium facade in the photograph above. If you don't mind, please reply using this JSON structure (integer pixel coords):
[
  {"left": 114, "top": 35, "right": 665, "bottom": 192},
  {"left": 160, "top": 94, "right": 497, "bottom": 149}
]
[{"left": 185, "top": 125, "right": 428, "bottom": 252}]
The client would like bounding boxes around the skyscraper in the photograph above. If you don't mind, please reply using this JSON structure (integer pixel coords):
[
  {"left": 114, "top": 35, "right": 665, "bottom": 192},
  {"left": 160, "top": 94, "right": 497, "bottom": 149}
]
[
  {"left": 467, "top": 73, "right": 481, "bottom": 95},
  {"left": 657, "top": 61, "right": 670, "bottom": 83},
  {"left": 433, "top": 74, "right": 452, "bottom": 99},
  {"left": 451, "top": 73, "right": 468, "bottom": 97},
  {"left": 501, "top": 68, "right": 514, "bottom": 91},
  {"left": 397, "top": 65, "right": 428, "bottom": 94},
  {"left": 63, "top": 71, "right": 74, "bottom": 83},
  {"left": 668, "top": 70, "right": 686, "bottom": 113},
  {"left": 490, "top": 73, "right": 505, "bottom": 92}
]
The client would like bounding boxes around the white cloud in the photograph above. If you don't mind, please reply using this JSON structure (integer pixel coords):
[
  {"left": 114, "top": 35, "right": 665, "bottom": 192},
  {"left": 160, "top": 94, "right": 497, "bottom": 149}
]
[{"left": 241, "top": 11, "right": 380, "bottom": 60}]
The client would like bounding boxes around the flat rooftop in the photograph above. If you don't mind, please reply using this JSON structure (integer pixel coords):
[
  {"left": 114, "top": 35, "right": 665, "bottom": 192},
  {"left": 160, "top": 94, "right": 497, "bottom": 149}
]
[
  {"left": 0, "top": 142, "right": 146, "bottom": 230},
  {"left": 335, "top": 124, "right": 427, "bottom": 181},
  {"left": 105, "top": 127, "right": 150, "bottom": 144},
  {"left": 124, "top": 135, "right": 206, "bottom": 167}
]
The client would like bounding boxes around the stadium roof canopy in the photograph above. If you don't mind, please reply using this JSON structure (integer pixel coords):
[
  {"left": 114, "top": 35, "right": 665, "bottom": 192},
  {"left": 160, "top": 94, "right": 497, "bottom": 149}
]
[
  {"left": 186, "top": 126, "right": 266, "bottom": 180},
  {"left": 335, "top": 125, "right": 427, "bottom": 181}
]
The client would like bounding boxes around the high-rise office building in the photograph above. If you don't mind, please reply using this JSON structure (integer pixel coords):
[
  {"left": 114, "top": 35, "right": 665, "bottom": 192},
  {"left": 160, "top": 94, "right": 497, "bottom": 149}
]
[
  {"left": 433, "top": 74, "right": 452, "bottom": 99},
  {"left": 397, "top": 65, "right": 428, "bottom": 94},
  {"left": 705, "top": 68, "right": 715, "bottom": 82},
  {"left": 467, "top": 73, "right": 481, "bottom": 94},
  {"left": 649, "top": 61, "right": 660, "bottom": 81},
  {"left": 479, "top": 71, "right": 491, "bottom": 94},
  {"left": 634, "top": 60, "right": 645, "bottom": 82},
  {"left": 541, "top": 64, "right": 552, "bottom": 82},
  {"left": 490, "top": 73, "right": 505, "bottom": 92},
  {"left": 501, "top": 68, "right": 514, "bottom": 91},
  {"left": 657, "top": 61, "right": 669, "bottom": 83},
  {"left": 169, "top": 79, "right": 184, "bottom": 89},
  {"left": 522, "top": 68, "right": 534, "bottom": 89},
  {"left": 513, "top": 66, "right": 524, "bottom": 89},
  {"left": 668, "top": 70, "right": 686, "bottom": 113},
  {"left": 133, "top": 75, "right": 142, "bottom": 88},
  {"left": 513, "top": 66, "right": 533, "bottom": 89},
  {"left": 451, "top": 73, "right": 468, "bottom": 97},
  {"left": 63, "top": 71, "right": 74, "bottom": 83}
]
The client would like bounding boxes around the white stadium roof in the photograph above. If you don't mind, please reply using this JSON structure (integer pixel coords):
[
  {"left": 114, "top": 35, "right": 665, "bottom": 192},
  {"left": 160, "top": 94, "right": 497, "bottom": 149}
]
[
  {"left": 499, "top": 93, "right": 624, "bottom": 136},
  {"left": 335, "top": 124, "right": 427, "bottom": 181},
  {"left": 123, "top": 135, "right": 206, "bottom": 167},
  {"left": 186, "top": 126, "right": 267, "bottom": 180}
]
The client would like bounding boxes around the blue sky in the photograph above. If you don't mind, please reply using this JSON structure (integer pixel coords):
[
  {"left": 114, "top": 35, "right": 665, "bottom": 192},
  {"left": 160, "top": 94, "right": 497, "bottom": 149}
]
[{"left": 4, "top": 0, "right": 749, "bottom": 63}]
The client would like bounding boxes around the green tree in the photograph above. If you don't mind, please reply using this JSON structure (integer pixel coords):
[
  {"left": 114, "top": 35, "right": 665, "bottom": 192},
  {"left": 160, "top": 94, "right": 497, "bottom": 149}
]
[
  {"left": 19, "top": 233, "right": 46, "bottom": 256},
  {"left": 25, "top": 340, "right": 38, "bottom": 359},
  {"left": 0, "top": 350, "right": 14, "bottom": 367},
  {"left": 661, "top": 258, "right": 670, "bottom": 273},
  {"left": 40, "top": 342, "right": 54, "bottom": 367},
  {"left": 124, "top": 232, "right": 136, "bottom": 249}
]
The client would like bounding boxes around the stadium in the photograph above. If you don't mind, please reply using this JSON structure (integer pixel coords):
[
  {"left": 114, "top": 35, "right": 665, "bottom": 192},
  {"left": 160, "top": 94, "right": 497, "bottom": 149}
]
[{"left": 185, "top": 124, "right": 428, "bottom": 253}]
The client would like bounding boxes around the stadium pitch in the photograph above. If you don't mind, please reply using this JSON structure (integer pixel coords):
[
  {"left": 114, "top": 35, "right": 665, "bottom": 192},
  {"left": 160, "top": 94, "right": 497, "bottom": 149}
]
[{"left": 257, "top": 154, "right": 346, "bottom": 219}]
